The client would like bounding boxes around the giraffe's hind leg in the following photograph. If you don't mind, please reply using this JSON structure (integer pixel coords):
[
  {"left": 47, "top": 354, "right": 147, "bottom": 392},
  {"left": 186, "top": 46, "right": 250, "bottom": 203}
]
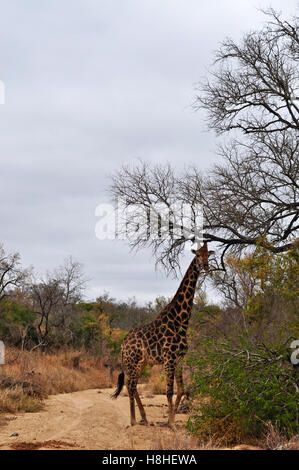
[
  {"left": 127, "top": 376, "right": 137, "bottom": 426},
  {"left": 127, "top": 364, "right": 148, "bottom": 426}
]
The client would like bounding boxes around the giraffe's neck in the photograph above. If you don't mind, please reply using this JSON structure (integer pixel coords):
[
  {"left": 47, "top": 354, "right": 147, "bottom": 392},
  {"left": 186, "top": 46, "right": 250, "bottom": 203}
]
[{"left": 160, "top": 257, "right": 200, "bottom": 325}]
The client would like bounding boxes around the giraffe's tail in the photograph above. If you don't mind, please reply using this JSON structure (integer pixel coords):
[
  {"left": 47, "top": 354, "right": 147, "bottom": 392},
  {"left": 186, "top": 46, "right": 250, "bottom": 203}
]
[{"left": 111, "top": 371, "right": 125, "bottom": 399}]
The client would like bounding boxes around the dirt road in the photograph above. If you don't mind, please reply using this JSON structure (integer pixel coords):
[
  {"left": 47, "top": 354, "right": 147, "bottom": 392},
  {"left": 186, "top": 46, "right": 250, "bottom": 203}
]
[{"left": 0, "top": 388, "right": 191, "bottom": 450}]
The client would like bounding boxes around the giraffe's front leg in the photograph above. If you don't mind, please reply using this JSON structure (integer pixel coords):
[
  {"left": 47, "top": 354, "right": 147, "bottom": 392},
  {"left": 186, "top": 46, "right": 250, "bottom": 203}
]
[
  {"left": 165, "top": 364, "right": 176, "bottom": 428},
  {"left": 174, "top": 368, "right": 184, "bottom": 414}
]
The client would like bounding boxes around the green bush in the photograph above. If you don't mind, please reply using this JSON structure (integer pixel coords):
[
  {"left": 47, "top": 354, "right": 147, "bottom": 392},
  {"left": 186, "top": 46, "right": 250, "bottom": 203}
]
[
  {"left": 0, "top": 299, "right": 37, "bottom": 346},
  {"left": 186, "top": 338, "right": 298, "bottom": 444}
]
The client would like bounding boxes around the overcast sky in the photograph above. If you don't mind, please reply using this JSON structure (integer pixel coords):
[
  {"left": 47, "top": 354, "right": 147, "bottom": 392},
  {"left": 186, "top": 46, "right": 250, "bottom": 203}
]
[{"left": 0, "top": 0, "right": 297, "bottom": 304}]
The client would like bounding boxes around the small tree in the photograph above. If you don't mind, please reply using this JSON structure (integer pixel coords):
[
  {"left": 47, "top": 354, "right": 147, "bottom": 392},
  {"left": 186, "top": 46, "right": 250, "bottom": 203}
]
[
  {"left": 0, "top": 244, "right": 30, "bottom": 302},
  {"left": 30, "top": 257, "right": 86, "bottom": 348}
]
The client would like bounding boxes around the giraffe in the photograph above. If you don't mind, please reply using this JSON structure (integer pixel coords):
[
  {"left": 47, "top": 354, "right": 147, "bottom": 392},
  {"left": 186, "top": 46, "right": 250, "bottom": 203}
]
[{"left": 111, "top": 242, "right": 214, "bottom": 428}]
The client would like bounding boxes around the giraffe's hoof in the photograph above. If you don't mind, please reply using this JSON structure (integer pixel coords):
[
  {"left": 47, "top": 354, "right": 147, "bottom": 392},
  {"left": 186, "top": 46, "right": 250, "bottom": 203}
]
[
  {"left": 166, "top": 420, "right": 177, "bottom": 430},
  {"left": 157, "top": 421, "right": 176, "bottom": 430},
  {"left": 139, "top": 419, "right": 149, "bottom": 426}
]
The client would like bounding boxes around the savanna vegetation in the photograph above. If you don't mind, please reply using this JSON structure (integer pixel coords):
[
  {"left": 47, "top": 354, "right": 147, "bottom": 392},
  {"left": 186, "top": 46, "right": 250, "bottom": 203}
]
[
  {"left": 0, "top": 245, "right": 174, "bottom": 416},
  {"left": 0, "top": 7, "right": 298, "bottom": 450},
  {"left": 0, "top": 241, "right": 297, "bottom": 448}
]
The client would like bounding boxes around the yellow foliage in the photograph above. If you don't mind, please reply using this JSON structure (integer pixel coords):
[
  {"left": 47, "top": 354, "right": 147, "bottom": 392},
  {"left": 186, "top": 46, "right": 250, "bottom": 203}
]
[{"left": 98, "top": 313, "right": 111, "bottom": 338}]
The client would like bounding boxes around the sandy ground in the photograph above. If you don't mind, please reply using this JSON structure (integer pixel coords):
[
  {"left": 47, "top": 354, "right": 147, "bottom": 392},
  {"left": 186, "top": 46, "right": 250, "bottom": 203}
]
[{"left": 0, "top": 388, "right": 192, "bottom": 450}]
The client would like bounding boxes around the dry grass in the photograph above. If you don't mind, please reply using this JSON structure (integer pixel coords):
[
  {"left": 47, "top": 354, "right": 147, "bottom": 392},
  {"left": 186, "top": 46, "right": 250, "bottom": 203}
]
[
  {"left": 260, "top": 421, "right": 299, "bottom": 450},
  {"left": 143, "top": 367, "right": 166, "bottom": 395},
  {"left": 10, "top": 440, "right": 81, "bottom": 450},
  {"left": 0, "top": 386, "right": 43, "bottom": 413},
  {"left": 143, "top": 365, "right": 188, "bottom": 395},
  {"left": 151, "top": 432, "right": 199, "bottom": 450},
  {"left": 0, "top": 347, "right": 113, "bottom": 413},
  {"left": 152, "top": 429, "right": 299, "bottom": 451}
]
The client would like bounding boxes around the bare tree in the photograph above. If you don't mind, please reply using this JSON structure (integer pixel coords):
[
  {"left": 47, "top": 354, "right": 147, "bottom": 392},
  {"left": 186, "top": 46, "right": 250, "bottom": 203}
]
[
  {"left": 194, "top": 8, "right": 299, "bottom": 135},
  {"left": 30, "top": 257, "right": 86, "bottom": 347},
  {"left": 0, "top": 244, "right": 30, "bottom": 301},
  {"left": 54, "top": 256, "right": 86, "bottom": 316},
  {"left": 195, "top": 131, "right": 298, "bottom": 262},
  {"left": 110, "top": 8, "right": 298, "bottom": 274},
  {"left": 210, "top": 256, "right": 258, "bottom": 311},
  {"left": 111, "top": 147, "right": 298, "bottom": 272},
  {"left": 30, "top": 278, "right": 63, "bottom": 346},
  {"left": 191, "top": 8, "right": 299, "bottom": 266},
  {"left": 111, "top": 161, "right": 192, "bottom": 273}
]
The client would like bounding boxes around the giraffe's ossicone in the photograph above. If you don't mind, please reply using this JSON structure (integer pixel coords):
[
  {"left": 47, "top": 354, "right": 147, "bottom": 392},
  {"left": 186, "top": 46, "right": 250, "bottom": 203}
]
[{"left": 112, "top": 242, "right": 214, "bottom": 428}]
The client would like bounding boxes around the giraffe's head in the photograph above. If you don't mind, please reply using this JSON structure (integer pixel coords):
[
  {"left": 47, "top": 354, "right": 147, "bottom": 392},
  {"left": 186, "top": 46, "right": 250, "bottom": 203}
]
[{"left": 191, "top": 241, "right": 214, "bottom": 271}]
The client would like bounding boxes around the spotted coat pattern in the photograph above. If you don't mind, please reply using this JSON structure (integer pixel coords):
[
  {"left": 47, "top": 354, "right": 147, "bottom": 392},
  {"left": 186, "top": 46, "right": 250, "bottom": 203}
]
[{"left": 117, "top": 242, "right": 213, "bottom": 427}]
